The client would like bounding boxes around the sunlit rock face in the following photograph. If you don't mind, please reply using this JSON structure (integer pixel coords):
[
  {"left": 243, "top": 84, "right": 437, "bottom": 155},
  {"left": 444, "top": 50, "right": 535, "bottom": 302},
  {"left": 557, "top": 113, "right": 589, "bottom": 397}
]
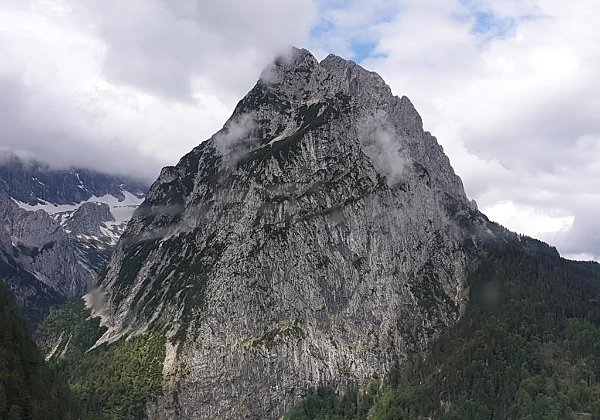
[{"left": 96, "top": 48, "right": 478, "bottom": 419}]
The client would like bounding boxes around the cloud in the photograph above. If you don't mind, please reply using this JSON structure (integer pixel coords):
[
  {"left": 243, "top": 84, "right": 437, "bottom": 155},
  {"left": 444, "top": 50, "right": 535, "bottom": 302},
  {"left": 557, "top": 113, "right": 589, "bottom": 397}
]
[
  {"left": 0, "top": 74, "right": 160, "bottom": 180},
  {"left": 0, "top": 0, "right": 315, "bottom": 181},
  {"left": 309, "top": 0, "right": 397, "bottom": 60},
  {"left": 0, "top": 0, "right": 599, "bottom": 261},
  {"left": 484, "top": 201, "right": 574, "bottom": 238},
  {"left": 84, "top": 0, "right": 316, "bottom": 100},
  {"left": 541, "top": 192, "right": 600, "bottom": 260},
  {"left": 358, "top": 111, "right": 409, "bottom": 186},
  {"left": 356, "top": 0, "right": 600, "bottom": 260},
  {"left": 214, "top": 114, "right": 256, "bottom": 150},
  {"left": 213, "top": 114, "right": 257, "bottom": 167}
]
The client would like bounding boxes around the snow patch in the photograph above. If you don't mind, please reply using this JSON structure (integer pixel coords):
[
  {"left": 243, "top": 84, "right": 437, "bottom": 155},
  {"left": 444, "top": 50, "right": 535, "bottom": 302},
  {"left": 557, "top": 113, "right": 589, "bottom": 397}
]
[
  {"left": 99, "top": 221, "right": 126, "bottom": 245},
  {"left": 45, "top": 331, "right": 65, "bottom": 361},
  {"left": 12, "top": 190, "right": 144, "bottom": 222}
]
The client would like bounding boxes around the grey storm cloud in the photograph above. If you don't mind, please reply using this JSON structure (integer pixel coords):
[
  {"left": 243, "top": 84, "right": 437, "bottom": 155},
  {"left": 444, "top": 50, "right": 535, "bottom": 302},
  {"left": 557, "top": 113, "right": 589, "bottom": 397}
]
[{"left": 0, "top": 75, "right": 160, "bottom": 181}]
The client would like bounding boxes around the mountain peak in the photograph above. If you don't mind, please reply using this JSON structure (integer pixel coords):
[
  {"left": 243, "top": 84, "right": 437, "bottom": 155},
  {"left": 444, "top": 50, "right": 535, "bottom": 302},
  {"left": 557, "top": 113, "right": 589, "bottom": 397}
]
[
  {"left": 0, "top": 155, "right": 147, "bottom": 206},
  {"left": 229, "top": 47, "right": 467, "bottom": 205},
  {"left": 257, "top": 47, "right": 393, "bottom": 109},
  {"left": 278, "top": 47, "right": 319, "bottom": 68},
  {"left": 0, "top": 157, "right": 148, "bottom": 323},
  {"left": 95, "top": 48, "right": 474, "bottom": 418}
]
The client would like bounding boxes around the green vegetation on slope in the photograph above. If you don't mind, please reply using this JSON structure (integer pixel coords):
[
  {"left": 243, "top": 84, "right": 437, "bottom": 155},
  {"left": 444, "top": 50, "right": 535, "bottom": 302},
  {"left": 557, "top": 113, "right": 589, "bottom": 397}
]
[
  {"left": 0, "top": 281, "right": 78, "bottom": 419},
  {"left": 285, "top": 241, "right": 600, "bottom": 420},
  {"left": 37, "top": 300, "right": 165, "bottom": 419}
]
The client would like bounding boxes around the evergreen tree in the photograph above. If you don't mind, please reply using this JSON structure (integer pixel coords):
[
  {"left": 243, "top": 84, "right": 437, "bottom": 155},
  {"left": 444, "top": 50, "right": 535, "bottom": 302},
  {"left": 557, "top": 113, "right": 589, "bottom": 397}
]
[
  {"left": 0, "top": 383, "right": 7, "bottom": 415},
  {"left": 0, "top": 281, "right": 78, "bottom": 419},
  {"left": 7, "top": 404, "right": 21, "bottom": 420}
]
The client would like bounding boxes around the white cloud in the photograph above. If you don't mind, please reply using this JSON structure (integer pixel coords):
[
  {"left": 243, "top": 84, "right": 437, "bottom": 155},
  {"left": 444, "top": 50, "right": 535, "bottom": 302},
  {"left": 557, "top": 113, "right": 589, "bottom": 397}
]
[
  {"left": 358, "top": 111, "right": 409, "bottom": 186},
  {"left": 0, "top": 0, "right": 598, "bottom": 260},
  {"left": 309, "top": 0, "right": 397, "bottom": 60},
  {"left": 482, "top": 201, "right": 574, "bottom": 238},
  {"left": 0, "top": 0, "right": 315, "bottom": 180},
  {"left": 359, "top": 0, "right": 600, "bottom": 260},
  {"left": 84, "top": 0, "right": 316, "bottom": 100}
]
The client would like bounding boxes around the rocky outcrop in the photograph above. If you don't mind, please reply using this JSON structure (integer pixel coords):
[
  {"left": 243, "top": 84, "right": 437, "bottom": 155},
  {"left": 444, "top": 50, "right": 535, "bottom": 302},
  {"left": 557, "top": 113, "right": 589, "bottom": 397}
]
[
  {"left": 91, "top": 48, "right": 480, "bottom": 419},
  {"left": 65, "top": 202, "right": 115, "bottom": 236},
  {"left": 0, "top": 183, "right": 93, "bottom": 317}
]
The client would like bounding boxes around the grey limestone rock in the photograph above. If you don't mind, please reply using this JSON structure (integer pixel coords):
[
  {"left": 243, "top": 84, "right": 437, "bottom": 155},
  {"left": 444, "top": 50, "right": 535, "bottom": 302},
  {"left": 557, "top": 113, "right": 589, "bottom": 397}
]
[
  {"left": 64, "top": 202, "right": 115, "bottom": 236},
  {"left": 95, "top": 48, "right": 477, "bottom": 419},
  {"left": 0, "top": 183, "right": 95, "bottom": 299}
]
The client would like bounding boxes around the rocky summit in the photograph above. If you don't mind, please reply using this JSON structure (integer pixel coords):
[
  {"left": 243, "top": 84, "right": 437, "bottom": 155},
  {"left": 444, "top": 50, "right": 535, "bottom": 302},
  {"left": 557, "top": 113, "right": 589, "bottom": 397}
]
[{"left": 92, "top": 48, "right": 483, "bottom": 419}]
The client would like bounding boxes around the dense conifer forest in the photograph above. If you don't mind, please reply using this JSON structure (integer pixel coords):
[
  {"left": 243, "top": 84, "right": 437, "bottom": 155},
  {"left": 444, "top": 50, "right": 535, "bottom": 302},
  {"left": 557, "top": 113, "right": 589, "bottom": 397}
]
[
  {"left": 0, "top": 282, "right": 77, "bottom": 419},
  {"left": 286, "top": 239, "right": 600, "bottom": 419},
  {"left": 37, "top": 301, "right": 165, "bottom": 420}
]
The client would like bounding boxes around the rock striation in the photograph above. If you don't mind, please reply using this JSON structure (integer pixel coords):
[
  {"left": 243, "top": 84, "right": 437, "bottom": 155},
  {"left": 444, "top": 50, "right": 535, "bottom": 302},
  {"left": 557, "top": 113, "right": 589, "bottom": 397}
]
[{"left": 95, "top": 48, "right": 480, "bottom": 419}]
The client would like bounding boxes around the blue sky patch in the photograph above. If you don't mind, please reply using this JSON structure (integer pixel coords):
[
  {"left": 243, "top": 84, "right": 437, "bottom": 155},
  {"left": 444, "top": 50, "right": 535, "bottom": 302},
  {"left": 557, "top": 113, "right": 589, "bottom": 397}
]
[
  {"left": 352, "top": 41, "right": 376, "bottom": 62},
  {"left": 472, "top": 10, "right": 517, "bottom": 38}
]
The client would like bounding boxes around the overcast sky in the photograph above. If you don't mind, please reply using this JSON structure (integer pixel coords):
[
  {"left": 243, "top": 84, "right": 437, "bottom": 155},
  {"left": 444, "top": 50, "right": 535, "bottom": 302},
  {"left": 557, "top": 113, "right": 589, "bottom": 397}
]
[{"left": 0, "top": 0, "right": 598, "bottom": 261}]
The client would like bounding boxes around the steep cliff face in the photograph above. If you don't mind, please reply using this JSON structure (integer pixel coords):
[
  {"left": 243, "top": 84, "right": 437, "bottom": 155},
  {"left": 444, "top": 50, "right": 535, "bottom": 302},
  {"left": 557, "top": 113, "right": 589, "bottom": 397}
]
[
  {"left": 0, "top": 185, "right": 92, "bottom": 302},
  {"left": 95, "top": 48, "right": 478, "bottom": 418},
  {"left": 0, "top": 158, "right": 147, "bottom": 323}
]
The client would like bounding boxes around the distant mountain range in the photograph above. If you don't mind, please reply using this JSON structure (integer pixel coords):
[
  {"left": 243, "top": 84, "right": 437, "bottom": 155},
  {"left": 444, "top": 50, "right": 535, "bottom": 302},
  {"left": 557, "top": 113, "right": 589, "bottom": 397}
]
[{"left": 0, "top": 155, "right": 148, "bottom": 323}]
